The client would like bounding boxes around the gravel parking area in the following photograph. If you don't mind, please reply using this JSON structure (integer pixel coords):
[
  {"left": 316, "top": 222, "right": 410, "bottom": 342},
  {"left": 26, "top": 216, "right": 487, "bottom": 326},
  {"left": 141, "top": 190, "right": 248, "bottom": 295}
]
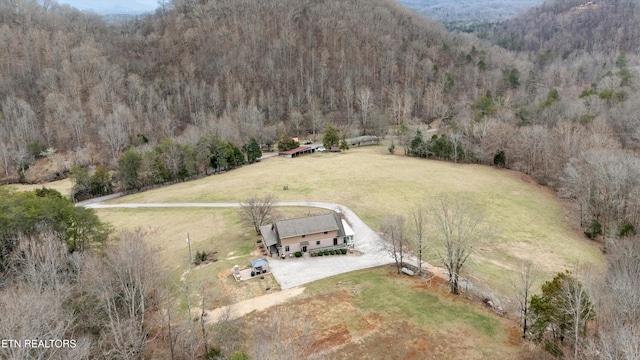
[{"left": 267, "top": 202, "right": 394, "bottom": 289}]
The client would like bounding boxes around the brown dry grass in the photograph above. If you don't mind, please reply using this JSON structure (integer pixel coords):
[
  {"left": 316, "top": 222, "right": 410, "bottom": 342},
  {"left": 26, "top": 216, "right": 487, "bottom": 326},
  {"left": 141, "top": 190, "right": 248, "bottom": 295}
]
[
  {"left": 95, "top": 207, "right": 266, "bottom": 307},
  {"left": 2, "top": 178, "right": 73, "bottom": 197},
  {"left": 101, "top": 145, "right": 603, "bottom": 295},
  {"left": 238, "top": 266, "right": 525, "bottom": 360}
]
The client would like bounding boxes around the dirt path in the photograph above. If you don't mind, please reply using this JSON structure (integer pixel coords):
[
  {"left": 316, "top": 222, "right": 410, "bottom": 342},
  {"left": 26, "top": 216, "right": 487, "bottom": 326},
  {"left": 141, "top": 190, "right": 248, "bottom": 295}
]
[{"left": 204, "top": 287, "right": 305, "bottom": 323}]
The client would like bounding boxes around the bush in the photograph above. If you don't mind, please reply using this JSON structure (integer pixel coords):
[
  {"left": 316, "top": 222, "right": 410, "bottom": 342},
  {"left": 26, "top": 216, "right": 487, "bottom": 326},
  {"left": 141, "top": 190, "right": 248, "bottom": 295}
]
[
  {"left": 317, "top": 251, "right": 323, "bottom": 256},
  {"left": 194, "top": 250, "right": 207, "bottom": 265},
  {"left": 341, "top": 248, "right": 348, "bottom": 254},
  {"left": 323, "top": 250, "right": 329, "bottom": 256},
  {"left": 584, "top": 219, "right": 602, "bottom": 239},
  {"left": 204, "top": 347, "right": 222, "bottom": 360},
  {"left": 295, "top": 251, "right": 302, "bottom": 258},
  {"left": 229, "top": 351, "right": 251, "bottom": 360},
  {"left": 329, "top": 250, "right": 335, "bottom": 255},
  {"left": 619, "top": 222, "right": 636, "bottom": 237}
]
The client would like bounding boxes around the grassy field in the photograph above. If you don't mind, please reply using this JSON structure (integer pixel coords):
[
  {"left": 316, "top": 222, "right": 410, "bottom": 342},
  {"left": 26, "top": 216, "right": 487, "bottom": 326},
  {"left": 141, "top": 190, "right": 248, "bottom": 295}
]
[
  {"left": 19, "top": 145, "right": 601, "bottom": 358},
  {"left": 238, "top": 267, "right": 525, "bottom": 359},
  {"left": 101, "top": 145, "right": 603, "bottom": 297},
  {"left": 1, "top": 178, "right": 73, "bottom": 197}
]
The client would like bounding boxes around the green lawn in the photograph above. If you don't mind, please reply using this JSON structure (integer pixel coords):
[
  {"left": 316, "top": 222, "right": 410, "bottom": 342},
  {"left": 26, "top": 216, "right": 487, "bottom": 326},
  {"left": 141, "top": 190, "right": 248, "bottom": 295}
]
[{"left": 314, "top": 268, "right": 501, "bottom": 337}]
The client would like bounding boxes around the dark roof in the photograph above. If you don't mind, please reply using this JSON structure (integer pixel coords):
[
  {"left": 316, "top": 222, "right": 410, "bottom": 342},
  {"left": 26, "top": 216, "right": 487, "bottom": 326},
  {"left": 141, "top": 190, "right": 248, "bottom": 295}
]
[
  {"left": 260, "top": 224, "right": 278, "bottom": 248},
  {"left": 276, "top": 213, "right": 344, "bottom": 239},
  {"left": 279, "top": 146, "right": 311, "bottom": 155}
]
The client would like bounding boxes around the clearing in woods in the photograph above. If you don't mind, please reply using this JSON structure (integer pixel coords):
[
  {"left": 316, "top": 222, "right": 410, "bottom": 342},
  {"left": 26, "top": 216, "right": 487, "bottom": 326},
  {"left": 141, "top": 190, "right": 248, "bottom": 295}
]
[
  {"left": 13, "top": 145, "right": 603, "bottom": 358},
  {"left": 100, "top": 145, "right": 603, "bottom": 296}
]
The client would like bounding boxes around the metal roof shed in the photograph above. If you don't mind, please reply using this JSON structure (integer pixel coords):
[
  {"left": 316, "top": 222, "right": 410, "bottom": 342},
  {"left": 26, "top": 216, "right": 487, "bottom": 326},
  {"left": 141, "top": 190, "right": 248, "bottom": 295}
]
[{"left": 251, "top": 258, "right": 269, "bottom": 273}]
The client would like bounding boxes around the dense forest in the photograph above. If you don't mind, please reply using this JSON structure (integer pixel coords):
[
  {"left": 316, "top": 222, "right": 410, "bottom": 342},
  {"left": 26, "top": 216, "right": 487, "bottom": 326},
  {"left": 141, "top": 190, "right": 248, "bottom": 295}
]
[
  {"left": 399, "top": 0, "right": 542, "bottom": 21},
  {"left": 1, "top": 0, "right": 640, "bottom": 357},
  {"left": 487, "top": 0, "right": 640, "bottom": 54}
]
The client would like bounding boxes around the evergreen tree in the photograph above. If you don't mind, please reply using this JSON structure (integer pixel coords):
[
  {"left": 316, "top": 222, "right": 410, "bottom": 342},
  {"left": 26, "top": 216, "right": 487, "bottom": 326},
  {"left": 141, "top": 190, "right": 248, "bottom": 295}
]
[
  {"left": 323, "top": 123, "right": 340, "bottom": 149},
  {"left": 243, "top": 138, "right": 262, "bottom": 164},
  {"left": 118, "top": 147, "right": 142, "bottom": 190},
  {"left": 276, "top": 134, "right": 299, "bottom": 152}
]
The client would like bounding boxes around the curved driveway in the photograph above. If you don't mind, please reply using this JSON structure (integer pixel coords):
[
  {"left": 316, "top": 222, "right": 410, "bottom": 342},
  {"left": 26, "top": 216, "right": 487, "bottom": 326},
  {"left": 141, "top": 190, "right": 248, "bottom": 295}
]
[{"left": 84, "top": 200, "right": 395, "bottom": 289}]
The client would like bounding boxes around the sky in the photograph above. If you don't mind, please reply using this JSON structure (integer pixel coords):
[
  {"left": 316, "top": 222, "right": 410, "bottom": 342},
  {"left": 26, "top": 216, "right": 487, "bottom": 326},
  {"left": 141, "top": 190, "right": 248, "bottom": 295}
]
[{"left": 55, "top": 0, "right": 159, "bottom": 14}]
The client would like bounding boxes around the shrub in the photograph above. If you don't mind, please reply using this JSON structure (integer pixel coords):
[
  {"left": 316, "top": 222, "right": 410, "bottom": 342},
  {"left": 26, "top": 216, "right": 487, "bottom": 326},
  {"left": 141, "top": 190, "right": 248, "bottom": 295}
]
[
  {"left": 229, "top": 351, "right": 251, "bottom": 360},
  {"left": 317, "top": 251, "right": 323, "bottom": 256},
  {"left": 204, "top": 347, "right": 222, "bottom": 360},
  {"left": 341, "top": 248, "right": 348, "bottom": 254},
  {"left": 329, "top": 250, "right": 335, "bottom": 255},
  {"left": 310, "top": 252, "right": 316, "bottom": 257},
  {"left": 295, "top": 251, "right": 302, "bottom": 258},
  {"left": 619, "top": 222, "right": 636, "bottom": 237},
  {"left": 323, "top": 250, "right": 329, "bottom": 256},
  {"left": 584, "top": 219, "right": 602, "bottom": 239},
  {"left": 194, "top": 250, "right": 207, "bottom": 264}
]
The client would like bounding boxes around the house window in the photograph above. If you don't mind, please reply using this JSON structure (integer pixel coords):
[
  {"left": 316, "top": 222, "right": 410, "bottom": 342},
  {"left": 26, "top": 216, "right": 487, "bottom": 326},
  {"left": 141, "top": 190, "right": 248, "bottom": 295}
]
[
  {"left": 316, "top": 241, "right": 320, "bottom": 245},
  {"left": 301, "top": 234, "right": 306, "bottom": 238},
  {"left": 344, "top": 238, "right": 347, "bottom": 244},
  {"left": 285, "top": 246, "right": 290, "bottom": 252},
  {"left": 333, "top": 238, "right": 338, "bottom": 245},
  {"left": 324, "top": 231, "right": 328, "bottom": 234}
]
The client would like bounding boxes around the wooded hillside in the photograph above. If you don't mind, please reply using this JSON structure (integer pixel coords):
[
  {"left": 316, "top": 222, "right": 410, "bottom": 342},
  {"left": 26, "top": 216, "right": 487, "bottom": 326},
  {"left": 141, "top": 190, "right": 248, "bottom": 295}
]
[
  {"left": 487, "top": 0, "right": 640, "bottom": 54},
  {"left": 1, "top": 0, "right": 640, "bottom": 358}
]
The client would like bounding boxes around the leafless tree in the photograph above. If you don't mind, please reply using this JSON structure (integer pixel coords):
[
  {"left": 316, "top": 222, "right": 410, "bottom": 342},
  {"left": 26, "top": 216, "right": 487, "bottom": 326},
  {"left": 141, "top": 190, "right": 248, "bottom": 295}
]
[
  {"left": 381, "top": 214, "right": 408, "bottom": 274},
  {"left": 239, "top": 194, "right": 278, "bottom": 234},
  {"left": 98, "top": 109, "right": 129, "bottom": 164},
  {"left": 429, "top": 194, "right": 487, "bottom": 295},
  {"left": 511, "top": 260, "right": 539, "bottom": 339},
  {"left": 587, "top": 237, "right": 640, "bottom": 360},
  {"left": 252, "top": 304, "right": 313, "bottom": 360},
  {"left": 562, "top": 266, "right": 595, "bottom": 359},
  {"left": 410, "top": 207, "right": 428, "bottom": 274},
  {"left": 83, "top": 229, "right": 160, "bottom": 359},
  {"left": 0, "top": 231, "right": 91, "bottom": 359},
  {"left": 210, "top": 300, "right": 243, "bottom": 356},
  {"left": 357, "top": 86, "right": 373, "bottom": 135}
]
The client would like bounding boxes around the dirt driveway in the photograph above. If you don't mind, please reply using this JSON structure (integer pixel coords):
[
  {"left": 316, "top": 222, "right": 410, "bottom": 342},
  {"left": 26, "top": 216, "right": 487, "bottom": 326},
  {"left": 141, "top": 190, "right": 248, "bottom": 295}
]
[{"left": 205, "top": 287, "right": 305, "bottom": 323}]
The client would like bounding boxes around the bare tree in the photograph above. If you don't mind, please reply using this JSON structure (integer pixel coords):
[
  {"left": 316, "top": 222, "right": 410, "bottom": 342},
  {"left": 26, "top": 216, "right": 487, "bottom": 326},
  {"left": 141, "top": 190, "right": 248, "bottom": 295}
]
[
  {"left": 99, "top": 104, "right": 131, "bottom": 164},
  {"left": 356, "top": 86, "right": 373, "bottom": 135},
  {"left": 210, "top": 300, "right": 243, "bottom": 356},
  {"left": 429, "top": 194, "right": 487, "bottom": 295},
  {"left": 252, "top": 304, "right": 313, "bottom": 360},
  {"left": 586, "top": 237, "right": 640, "bottom": 360},
  {"left": 239, "top": 194, "right": 278, "bottom": 234},
  {"left": 0, "top": 231, "right": 91, "bottom": 360},
  {"left": 562, "top": 267, "right": 595, "bottom": 359},
  {"left": 381, "top": 214, "right": 408, "bottom": 274},
  {"left": 511, "top": 260, "right": 538, "bottom": 339},
  {"left": 83, "top": 229, "right": 160, "bottom": 359},
  {"left": 410, "top": 207, "right": 428, "bottom": 274}
]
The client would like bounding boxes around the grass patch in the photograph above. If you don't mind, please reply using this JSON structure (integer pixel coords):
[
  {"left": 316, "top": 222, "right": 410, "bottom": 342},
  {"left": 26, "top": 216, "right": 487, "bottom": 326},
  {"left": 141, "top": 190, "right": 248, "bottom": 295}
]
[
  {"left": 95, "top": 207, "right": 263, "bottom": 307},
  {"left": 306, "top": 267, "right": 501, "bottom": 338},
  {"left": 3, "top": 178, "right": 73, "bottom": 198}
]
